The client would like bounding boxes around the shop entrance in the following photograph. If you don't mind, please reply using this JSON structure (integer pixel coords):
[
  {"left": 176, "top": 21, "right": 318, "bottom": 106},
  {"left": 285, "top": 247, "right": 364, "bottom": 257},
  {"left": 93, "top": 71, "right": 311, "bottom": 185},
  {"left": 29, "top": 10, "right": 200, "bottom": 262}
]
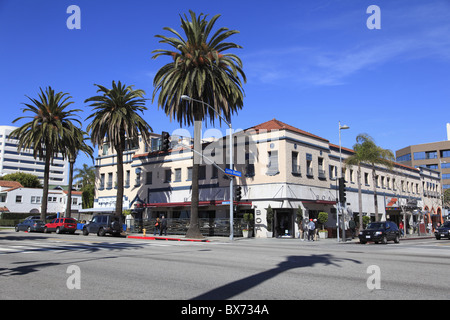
[{"left": 274, "top": 210, "right": 294, "bottom": 238}]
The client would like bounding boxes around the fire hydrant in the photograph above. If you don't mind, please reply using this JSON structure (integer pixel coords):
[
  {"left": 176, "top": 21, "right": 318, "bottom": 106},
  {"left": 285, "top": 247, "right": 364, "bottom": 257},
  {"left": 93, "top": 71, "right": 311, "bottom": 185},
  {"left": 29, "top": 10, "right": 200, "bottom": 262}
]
[{"left": 143, "top": 228, "right": 146, "bottom": 237}]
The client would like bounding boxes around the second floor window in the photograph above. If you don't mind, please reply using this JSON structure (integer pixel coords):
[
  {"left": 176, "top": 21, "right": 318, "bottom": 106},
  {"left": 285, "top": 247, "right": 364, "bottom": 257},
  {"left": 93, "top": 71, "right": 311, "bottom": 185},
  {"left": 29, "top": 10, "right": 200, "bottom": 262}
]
[
  {"left": 164, "top": 169, "right": 172, "bottom": 183},
  {"left": 267, "top": 151, "right": 279, "bottom": 176}
]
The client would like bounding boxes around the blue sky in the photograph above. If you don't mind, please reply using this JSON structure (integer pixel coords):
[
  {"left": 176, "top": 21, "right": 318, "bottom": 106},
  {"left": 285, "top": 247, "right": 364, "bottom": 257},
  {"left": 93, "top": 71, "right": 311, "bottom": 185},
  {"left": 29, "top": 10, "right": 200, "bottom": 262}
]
[{"left": 1, "top": 0, "right": 449, "bottom": 170}]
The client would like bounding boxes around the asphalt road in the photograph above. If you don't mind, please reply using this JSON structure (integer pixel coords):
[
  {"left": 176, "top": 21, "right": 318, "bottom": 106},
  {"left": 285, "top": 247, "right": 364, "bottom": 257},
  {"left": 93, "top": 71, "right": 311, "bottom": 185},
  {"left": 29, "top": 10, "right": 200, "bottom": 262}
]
[{"left": 1, "top": 230, "right": 449, "bottom": 302}]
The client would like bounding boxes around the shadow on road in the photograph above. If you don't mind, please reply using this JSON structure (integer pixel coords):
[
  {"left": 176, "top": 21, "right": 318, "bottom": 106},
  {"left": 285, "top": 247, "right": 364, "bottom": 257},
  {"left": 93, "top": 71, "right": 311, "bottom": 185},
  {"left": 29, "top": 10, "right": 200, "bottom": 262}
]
[
  {"left": 0, "top": 262, "right": 60, "bottom": 276},
  {"left": 192, "top": 254, "right": 362, "bottom": 300},
  {"left": 0, "top": 241, "right": 148, "bottom": 277}
]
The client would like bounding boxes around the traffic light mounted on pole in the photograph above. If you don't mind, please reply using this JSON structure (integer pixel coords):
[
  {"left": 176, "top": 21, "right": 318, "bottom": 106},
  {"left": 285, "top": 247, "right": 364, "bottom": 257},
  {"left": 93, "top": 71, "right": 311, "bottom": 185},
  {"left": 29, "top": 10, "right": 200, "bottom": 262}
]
[
  {"left": 235, "top": 186, "right": 242, "bottom": 202},
  {"left": 161, "top": 131, "right": 170, "bottom": 152},
  {"left": 338, "top": 177, "right": 346, "bottom": 205}
]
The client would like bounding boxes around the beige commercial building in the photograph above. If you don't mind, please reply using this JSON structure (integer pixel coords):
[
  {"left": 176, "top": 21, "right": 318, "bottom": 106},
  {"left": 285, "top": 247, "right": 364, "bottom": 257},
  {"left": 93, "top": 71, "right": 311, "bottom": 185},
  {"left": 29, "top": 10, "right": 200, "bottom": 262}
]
[{"left": 92, "top": 119, "right": 442, "bottom": 237}]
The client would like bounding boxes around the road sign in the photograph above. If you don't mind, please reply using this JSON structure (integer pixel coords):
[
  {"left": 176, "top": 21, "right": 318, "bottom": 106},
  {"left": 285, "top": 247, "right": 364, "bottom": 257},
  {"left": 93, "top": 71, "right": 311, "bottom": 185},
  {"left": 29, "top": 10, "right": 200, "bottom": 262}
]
[{"left": 224, "top": 168, "right": 242, "bottom": 177}]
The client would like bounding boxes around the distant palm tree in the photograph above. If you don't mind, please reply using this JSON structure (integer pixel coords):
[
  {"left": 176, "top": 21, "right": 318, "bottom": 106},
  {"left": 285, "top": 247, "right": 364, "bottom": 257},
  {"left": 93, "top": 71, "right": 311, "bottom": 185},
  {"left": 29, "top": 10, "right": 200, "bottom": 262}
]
[
  {"left": 65, "top": 128, "right": 94, "bottom": 218},
  {"left": 345, "top": 134, "right": 394, "bottom": 224},
  {"left": 10, "top": 86, "right": 82, "bottom": 220},
  {"left": 85, "top": 81, "right": 153, "bottom": 220},
  {"left": 74, "top": 163, "right": 96, "bottom": 209},
  {"left": 74, "top": 163, "right": 95, "bottom": 188},
  {"left": 152, "top": 10, "right": 246, "bottom": 238}
]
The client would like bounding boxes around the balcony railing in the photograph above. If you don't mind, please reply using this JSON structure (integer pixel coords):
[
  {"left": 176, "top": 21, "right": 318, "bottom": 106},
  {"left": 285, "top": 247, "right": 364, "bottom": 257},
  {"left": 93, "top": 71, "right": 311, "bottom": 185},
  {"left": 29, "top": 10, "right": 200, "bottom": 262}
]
[
  {"left": 292, "top": 165, "right": 301, "bottom": 176},
  {"left": 318, "top": 169, "right": 326, "bottom": 179},
  {"left": 131, "top": 218, "right": 246, "bottom": 237}
]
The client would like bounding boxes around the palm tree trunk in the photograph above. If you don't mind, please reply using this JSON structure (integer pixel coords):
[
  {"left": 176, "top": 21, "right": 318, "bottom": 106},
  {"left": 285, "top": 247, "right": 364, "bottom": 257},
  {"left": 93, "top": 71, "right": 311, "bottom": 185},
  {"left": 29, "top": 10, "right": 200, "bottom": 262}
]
[
  {"left": 186, "top": 118, "right": 203, "bottom": 239},
  {"left": 115, "top": 145, "right": 124, "bottom": 225},
  {"left": 41, "top": 150, "right": 51, "bottom": 221},
  {"left": 65, "top": 159, "right": 74, "bottom": 218}
]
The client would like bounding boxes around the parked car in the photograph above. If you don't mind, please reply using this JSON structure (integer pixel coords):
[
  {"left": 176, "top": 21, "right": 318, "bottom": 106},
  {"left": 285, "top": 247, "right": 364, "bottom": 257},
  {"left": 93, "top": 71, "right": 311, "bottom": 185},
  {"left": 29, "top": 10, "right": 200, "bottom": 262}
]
[
  {"left": 359, "top": 221, "right": 400, "bottom": 244},
  {"left": 44, "top": 217, "right": 78, "bottom": 234},
  {"left": 434, "top": 221, "right": 450, "bottom": 240},
  {"left": 24, "top": 215, "right": 41, "bottom": 220},
  {"left": 15, "top": 219, "right": 45, "bottom": 233},
  {"left": 46, "top": 214, "right": 58, "bottom": 220},
  {"left": 82, "top": 214, "right": 123, "bottom": 236}
]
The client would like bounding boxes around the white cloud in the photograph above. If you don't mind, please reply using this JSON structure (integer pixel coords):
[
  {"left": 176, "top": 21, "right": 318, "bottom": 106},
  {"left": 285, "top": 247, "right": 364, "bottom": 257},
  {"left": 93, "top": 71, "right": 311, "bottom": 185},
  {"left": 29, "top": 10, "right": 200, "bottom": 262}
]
[{"left": 244, "top": 1, "right": 450, "bottom": 87}]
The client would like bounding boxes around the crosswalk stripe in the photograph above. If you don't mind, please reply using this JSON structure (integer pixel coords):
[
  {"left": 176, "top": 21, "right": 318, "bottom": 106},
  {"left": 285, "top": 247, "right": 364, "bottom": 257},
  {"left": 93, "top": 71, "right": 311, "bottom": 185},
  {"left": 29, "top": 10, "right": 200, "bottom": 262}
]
[{"left": 0, "top": 238, "right": 214, "bottom": 254}]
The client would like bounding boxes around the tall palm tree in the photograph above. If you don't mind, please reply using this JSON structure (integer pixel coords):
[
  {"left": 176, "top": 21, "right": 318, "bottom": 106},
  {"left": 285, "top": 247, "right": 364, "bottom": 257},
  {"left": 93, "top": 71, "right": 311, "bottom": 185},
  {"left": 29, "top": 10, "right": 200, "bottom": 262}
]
[
  {"left": 10, "top": 86, "right": 82, "bottom": 220},
  {"left": 65, "top": 128, "right": 94, "bottom": 218},
  {"left": 345, "top": 134, "right": 395, "bottom": 225},
  {"left": 85, "top": 81, "right": 153, "bottom": 221},
  {"left": 152, "top": 10, "right": 246, "bottom": 238}
]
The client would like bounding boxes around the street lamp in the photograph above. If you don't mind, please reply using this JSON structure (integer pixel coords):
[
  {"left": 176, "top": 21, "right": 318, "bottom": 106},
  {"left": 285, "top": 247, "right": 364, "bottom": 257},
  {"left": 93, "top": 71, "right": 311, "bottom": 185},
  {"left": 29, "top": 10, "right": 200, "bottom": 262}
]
[
  {"left": 181, "top": 95, "right": 235, "bottom": 241},
  {"left": 439, "top": 159, "right": 447, "bottom": 221},
  {"left": 338, "top": 121, "right": 350, "bottom": 242}
]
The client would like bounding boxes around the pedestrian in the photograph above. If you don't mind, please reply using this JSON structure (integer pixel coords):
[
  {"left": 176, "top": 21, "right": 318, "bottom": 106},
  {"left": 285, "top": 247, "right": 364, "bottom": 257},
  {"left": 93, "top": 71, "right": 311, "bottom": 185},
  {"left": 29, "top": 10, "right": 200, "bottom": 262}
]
[
  {"left": 313, "top": 219, "right": 318, "bottom": 241},
  {"left": 154, "top": 217, "right": 160, "bottom": 235},
  {"left": 349, "top": 219, "right": 356, "bottom": 239},
  {"left": 399, "top": 221, "right": 404, "bottom": 237},
  {"left": 160, "top": 215, "right": 167, "bottom": 236},
  {"left": 307, "top": 219, "right": 315, "bottom": 241},
  {"left": 302, "top": 218, "right": 309, "bottom": 241}
]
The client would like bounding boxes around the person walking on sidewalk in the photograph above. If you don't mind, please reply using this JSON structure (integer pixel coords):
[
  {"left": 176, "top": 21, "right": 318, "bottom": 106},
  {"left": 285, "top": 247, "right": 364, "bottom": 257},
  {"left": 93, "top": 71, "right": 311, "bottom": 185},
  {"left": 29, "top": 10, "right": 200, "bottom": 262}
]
[
  {"left": 307, "top": 219, "right": 315, "bottom": 241},
  {"left": 154, "top": 217, "right": 161, "bottom": 235},
  {"left": 160, "top": 215, "right": 168, "bottom": 236},
  {"left": 301, "top": 218, "right": 308, "bottom": 241}
]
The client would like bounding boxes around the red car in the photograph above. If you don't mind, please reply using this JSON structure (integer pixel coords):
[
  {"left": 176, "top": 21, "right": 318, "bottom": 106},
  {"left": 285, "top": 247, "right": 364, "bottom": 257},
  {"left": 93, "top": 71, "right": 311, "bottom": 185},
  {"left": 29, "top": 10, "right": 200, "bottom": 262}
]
[{"left": 44, "top": 217, "right": 77, "bottom": 234}]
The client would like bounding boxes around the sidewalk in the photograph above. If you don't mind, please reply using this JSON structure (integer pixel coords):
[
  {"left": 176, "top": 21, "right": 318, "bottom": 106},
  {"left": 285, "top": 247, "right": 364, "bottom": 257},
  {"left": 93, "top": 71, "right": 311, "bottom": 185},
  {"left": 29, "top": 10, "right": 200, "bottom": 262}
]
[
  {"left": 126, "top": 232, "right": 435, "bottom": 243},
  {"left": 127, "top": 234, "right": 212, "bottom": 242}
]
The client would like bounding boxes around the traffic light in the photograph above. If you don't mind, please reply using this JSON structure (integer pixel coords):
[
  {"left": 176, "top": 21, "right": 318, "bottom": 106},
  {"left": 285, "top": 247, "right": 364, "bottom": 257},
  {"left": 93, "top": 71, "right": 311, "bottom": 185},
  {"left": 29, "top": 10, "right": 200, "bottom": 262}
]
[
  {"left": 161, "top": 131, "right": 170, "bottom": 151},
  {"left": 338, "top": 177, "right": 346, "bottom": 205},
  {"left": 235, "top": 186, "right": 242, "bottom": 202}
]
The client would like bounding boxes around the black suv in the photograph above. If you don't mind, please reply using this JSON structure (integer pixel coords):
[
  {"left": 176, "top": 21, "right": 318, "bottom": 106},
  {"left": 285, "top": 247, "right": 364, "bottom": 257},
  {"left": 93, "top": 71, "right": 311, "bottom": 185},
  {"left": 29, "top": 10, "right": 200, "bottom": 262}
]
[
  {"left": 82, "top": 214, "right": 123, "bottom": 236},
  {"left": 434, "top": 221, "right": 450, "bottom": 240},
  {"left": 359, "top": 221, "right": 400, "bottom": 244}
]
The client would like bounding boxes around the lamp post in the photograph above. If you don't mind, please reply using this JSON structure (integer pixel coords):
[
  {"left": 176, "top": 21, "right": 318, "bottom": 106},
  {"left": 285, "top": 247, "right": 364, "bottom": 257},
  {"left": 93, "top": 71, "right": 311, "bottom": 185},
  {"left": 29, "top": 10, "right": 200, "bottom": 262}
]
[
  {"left": 439, "top": 159, "right": 447, "bottom": 222},
  {"left": 181, "top": 95, "right": 234, "bottom": 241},
  {"left": 338, "top": 121, "right": 350, "bottom": 242}
]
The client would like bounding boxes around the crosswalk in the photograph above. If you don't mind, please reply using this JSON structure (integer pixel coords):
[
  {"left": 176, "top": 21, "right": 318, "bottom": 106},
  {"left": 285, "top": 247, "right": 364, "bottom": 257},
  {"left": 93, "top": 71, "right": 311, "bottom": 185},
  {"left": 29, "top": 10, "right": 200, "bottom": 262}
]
[{"left": 0, "top": 238, "right": 222, "bottom": 255}]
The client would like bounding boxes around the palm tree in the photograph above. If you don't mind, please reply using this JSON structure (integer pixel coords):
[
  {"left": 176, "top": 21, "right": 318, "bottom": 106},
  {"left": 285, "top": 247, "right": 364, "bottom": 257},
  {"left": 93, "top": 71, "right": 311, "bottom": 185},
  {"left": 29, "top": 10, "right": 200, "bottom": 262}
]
[
  {"left": 10, "top": 86, "right": 82, "bottom": 221},
  {"left": 345, "top": 134, "right": 394, "bottom": 225},
  {"left": 65, "top": 128, "right": 94, "bottom": 218},
  {"left": 152, "top": 10, "right": 246, "bottom": 238},
  {"left": 74, "top": 163, "right": 96, "bottom": 209},
  {"left": 74, "top": 163, "right": 95, "bottom": 188},
  {"left": 85, "top": 81, "right": 153, "bottom": 221}
]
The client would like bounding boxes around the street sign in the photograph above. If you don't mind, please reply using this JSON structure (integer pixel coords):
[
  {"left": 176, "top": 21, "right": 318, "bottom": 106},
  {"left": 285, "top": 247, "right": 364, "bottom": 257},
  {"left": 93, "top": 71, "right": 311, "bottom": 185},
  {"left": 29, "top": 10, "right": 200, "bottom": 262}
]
[
  {"left": 221, "top": 201, "right": 231, "bottom": 205},
  {"left": 224, "top": 168, "right": 242, "bottom": 177}
]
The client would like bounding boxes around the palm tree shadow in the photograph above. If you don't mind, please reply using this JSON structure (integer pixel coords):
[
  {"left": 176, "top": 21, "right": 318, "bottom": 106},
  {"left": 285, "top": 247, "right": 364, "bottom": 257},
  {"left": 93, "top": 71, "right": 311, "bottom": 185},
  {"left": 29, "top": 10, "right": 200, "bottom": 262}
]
[{"left": 192, "top": 254, "right": 361, "bottom": 300}]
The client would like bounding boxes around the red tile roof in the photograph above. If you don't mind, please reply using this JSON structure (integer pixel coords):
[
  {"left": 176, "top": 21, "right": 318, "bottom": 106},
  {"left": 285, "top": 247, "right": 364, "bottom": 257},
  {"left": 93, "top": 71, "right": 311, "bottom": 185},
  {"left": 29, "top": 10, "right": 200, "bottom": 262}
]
[
  {"left": 246, "top": 118, "right": 329, "bottom": 142},
  {"left": 0, "top": 180, "right": 24, "bottom": 191}
]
